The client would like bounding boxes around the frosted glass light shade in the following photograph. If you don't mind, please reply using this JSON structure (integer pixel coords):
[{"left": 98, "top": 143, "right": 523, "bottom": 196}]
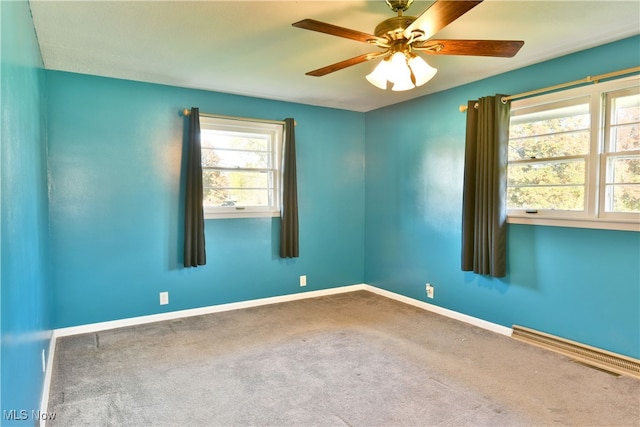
[
  {"left": 365, "top": 59, "right": 390, "bottom": 90},
  {"left": 391, "top": 73, "right": 415, "bottom": 91},
  {"left": 389, "top": 52, "right": 409, "bottom": 83},
  {"left": 389, "top": 52, "right": 414, "bottom": 91},
  {"left": 408, "top": 55, "right": 437, "bottom": 87}
]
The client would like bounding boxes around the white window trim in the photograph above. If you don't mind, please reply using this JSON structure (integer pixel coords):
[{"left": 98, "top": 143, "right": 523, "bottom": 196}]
[
  {"left": 507, "top": 215, "right": 640, "bottom": 232},
  {"left": 205, "top": 209, "right": 281, "bottom": 220},
  {"left": 507, "top": 75, "right": 640, "bottom": 232},
  {"left": 199, "top": 115, "right": 283, "bottom": 220}
]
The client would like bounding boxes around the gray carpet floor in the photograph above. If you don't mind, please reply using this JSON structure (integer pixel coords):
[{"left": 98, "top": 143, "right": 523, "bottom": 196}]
[{"left": 47, "top": 291, "right": 639, "bottom": 426}]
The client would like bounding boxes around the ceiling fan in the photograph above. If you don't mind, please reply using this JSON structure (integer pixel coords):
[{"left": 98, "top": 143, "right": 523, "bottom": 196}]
[{"left": 292, "top": 0, "right": 524, "bottom": 91}]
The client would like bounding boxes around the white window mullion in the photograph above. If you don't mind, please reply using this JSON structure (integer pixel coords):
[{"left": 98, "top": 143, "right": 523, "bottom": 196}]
[{"left": 586, "top": 91, "right": 600, "bottom": 219}]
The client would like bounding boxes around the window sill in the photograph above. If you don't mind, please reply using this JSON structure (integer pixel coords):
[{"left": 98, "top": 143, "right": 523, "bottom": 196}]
[
  {"left": 204, "top": 210, "right": 280, "bottom": 220},
  {"left": 507, "top": 215, "right": 639, "bottom": 232}
]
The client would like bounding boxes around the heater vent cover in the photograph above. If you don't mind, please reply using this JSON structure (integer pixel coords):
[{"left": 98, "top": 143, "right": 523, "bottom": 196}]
[{"left": 512, "top": 325, "right": 640, "bottom": 379}]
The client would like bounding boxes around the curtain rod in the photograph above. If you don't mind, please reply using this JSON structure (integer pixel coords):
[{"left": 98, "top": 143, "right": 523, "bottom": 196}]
[
  {"left": 182, "top": 109, "right": 294, "bottom": 126},
  {"left": 458, "top": 66, "right": 640, "bottom": 112}
]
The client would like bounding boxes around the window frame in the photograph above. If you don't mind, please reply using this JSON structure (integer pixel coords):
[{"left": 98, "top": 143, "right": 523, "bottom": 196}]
[
  {"left": 506, "top": 75, "right": 640, "bottom": 232},
  {"left": 199, "top": 115, "right": 284, "bottom": 220}
]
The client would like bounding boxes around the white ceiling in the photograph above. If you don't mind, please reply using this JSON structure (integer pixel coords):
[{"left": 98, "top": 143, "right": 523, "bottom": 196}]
[{"left": 30, "top": 1, "right": 640, "bottom": 112}]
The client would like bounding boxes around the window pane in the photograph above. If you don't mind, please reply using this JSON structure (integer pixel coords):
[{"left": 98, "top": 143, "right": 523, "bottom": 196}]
[
  {"left": 508, "top": 130, "right": 589, "bottom": 160},
  {"left": 203, "top": 169, "right": 230, "bottom": 191},
  {"left": 606, "top": 156, "right": 640, "bottom": 184},
  {"left": 207, "top": 170, "right": 273, "bottom": 189},
  {"left": 610, "top": 93, "right": 640, "bottom": 126},
  {"left": 605, "top": 184, "right": 640, "bottom": 213},
  {"left": 508, "top": 185, "right": 584, "bottom": 211},
  {"left": 609, "top": 123, "right": 640, "bottom": 152},
  {"left": 202, "top": 148, "right": 271, "bottom": 169},
  {"left": 510, "top": 102, "right": 590, "bottom": 138},
  {"left": 201, "top": 131, "right": 270, "bottom": 151},
  {"left": 203, "top": 169, "right": 274, "bottom": 208},
  {"left": 202, "top": 149, "right": 222, "bottom": 168},
  {"left": 203, "top": 188, "right": 231, "bottom": 206},
  {"left": 204, "top": 189, "right": 271, "bottom": 208},
  {"left": 508, "top": 160, "right": 585, "bottom": 186}
]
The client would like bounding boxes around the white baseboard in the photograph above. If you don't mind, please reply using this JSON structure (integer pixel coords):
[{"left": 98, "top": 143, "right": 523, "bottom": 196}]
[
  {"left": 40, "top": 331, "right": 57, "bottom": 427},
  {"left": 53, "top": 283, "right": 510, "bottom": 337},
  {"left": 54, "top": 284, "right": 369, "bottom": 337},
  {"left": 362, "top": 285, "right": 512, "bottom": 336}
]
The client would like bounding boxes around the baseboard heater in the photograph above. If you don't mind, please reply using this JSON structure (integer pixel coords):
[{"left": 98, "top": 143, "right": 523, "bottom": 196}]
[{"left": 512, "top": 325, "right": 640, "bottom": 379}]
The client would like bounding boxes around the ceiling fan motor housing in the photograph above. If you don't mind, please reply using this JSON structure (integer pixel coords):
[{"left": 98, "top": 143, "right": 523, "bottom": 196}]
[{"left": 374, "top": 16, "right": 416, "bottom": 41}]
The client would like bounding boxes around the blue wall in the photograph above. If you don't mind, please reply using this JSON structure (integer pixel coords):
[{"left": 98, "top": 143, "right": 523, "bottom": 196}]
[
  {"left": 0, "top": 0, "right": 52, "bottom": 422},
  {"left": 3, "top": 5, "right": 639, "bottom": 416},
  {"left": 365, "top": 36, "right": 640, "bottom": 358},
  {"left": 47, "top": 72, "right": 365, "bottom": 328}
]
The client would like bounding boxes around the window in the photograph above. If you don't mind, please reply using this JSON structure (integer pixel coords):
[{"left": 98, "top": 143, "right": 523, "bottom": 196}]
[
  {"left": 507, "top": 76, "right": 639, "bottom": 231},
  {"left": 199, "top": 115, "right": 283, "bottom": 219}
]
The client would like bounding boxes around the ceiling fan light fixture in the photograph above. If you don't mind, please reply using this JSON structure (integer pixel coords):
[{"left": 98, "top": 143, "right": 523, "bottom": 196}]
[
  {"left": 366, "top": 51, "right": 419, "bottom": 91},
  {"left": 365, "top": 58, "right": 390, "bottom": 89},
  {"left": 408, "top": 54, "right": 437, "bottom": 86}
]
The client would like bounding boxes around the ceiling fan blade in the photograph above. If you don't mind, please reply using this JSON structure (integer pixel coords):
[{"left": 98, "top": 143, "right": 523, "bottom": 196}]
[
  {"left": 404, "top": 0, "right": 483, "bottom": 40},
  {"left": 415, "top": 39, "right": 524, "bottom": 57},
  {"left": 305, "top": 52, "right": 386, "bottom": 77},
  {"left": 293, "top": 19, "right": 388, "bottom": 47}
]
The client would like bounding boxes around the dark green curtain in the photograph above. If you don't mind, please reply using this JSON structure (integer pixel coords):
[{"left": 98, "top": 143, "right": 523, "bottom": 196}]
[
  {"left": 461, "top": 95, "right": 510, "bottom": 277},
  {"left": 280, "top": 118, "right": 299, "bottom": 258},
  {"left": 184, "top": 107, "right": 206, "bottom": 267}
]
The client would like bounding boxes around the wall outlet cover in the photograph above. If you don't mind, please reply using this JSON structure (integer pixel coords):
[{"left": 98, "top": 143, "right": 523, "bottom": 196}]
[{"left": 160, "top": 292, "right": 169, "bottom": 305}]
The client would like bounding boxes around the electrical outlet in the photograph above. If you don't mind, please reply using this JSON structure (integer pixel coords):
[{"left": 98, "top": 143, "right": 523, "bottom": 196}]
[
  {"left": 426, "top": 283, "right": 434, "bottom": 299},
  {"left": 159, "top": 291, "right": 169, "bottom": 305},
  {"left": 300, "top": 275, "right": 307, "bottom": 287}
]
